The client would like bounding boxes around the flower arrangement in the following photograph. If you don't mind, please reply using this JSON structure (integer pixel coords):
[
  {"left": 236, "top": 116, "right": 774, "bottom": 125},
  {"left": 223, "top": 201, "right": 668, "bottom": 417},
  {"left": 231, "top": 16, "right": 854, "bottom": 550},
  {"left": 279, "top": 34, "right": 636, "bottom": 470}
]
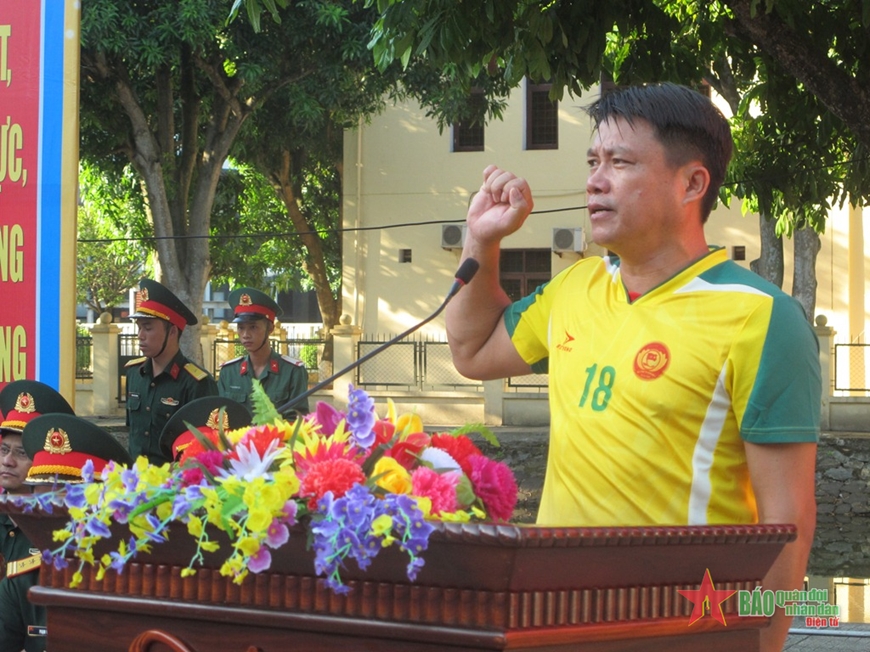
[{"left": 39, "top": 383, "right": 518, "bottom": 593}]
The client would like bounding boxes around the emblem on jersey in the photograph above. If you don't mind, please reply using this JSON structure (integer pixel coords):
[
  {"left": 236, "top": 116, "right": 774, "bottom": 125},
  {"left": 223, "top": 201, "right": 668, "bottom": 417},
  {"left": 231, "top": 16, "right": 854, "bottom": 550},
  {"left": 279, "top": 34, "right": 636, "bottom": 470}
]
[
  {"left": 14, "top": 392, "right": 36, "bottom": 414},
  {"left": 633, "top": 342, "right": 671, "bottom": 380},
  {"left": 44, "top": 428, "right": 73, "bottom": 455},
  {"left": 556, "top": 331, "right": 575, "bottom": 352}
]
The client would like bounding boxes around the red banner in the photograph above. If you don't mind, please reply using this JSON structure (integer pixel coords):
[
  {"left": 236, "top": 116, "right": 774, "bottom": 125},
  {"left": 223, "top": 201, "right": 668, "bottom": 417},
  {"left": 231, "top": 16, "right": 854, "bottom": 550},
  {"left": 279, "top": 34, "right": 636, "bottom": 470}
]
[{"left": 0, "top": 3, "right": 40, "bottom": 382}]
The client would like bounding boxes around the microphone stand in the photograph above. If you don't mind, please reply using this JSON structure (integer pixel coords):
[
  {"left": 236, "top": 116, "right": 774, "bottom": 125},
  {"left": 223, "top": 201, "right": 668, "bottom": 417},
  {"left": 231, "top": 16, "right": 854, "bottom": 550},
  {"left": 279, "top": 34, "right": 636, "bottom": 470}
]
[{"left": 277, "top": 259, "right": 479, "bottom": 416}]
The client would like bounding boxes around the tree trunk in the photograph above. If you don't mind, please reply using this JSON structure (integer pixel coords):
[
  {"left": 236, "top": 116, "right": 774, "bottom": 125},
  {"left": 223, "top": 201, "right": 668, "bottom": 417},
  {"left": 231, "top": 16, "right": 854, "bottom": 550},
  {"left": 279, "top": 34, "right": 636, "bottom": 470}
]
[
  {"left": 749, "top": 212, "right": 784, "bottom": 288},
  {"left": 792, "top": 226, "right": 821, "bottom": 323}
]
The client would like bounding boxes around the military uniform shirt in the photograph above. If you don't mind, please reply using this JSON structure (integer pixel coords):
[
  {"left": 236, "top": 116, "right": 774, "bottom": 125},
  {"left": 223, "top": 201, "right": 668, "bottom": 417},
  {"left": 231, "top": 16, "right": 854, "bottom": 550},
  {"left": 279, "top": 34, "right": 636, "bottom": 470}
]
[
  {"left": 0, "top": 514, "right": 45, "bottom": 652},
  {"left": 218, "top": 350, "right": 309, "bottom": 415},
  {"left": 504, "top": 248, "right": 821, "bottom": 528},
  {"left": 126, "top": 349, "right": 218, "bottom": 465}
]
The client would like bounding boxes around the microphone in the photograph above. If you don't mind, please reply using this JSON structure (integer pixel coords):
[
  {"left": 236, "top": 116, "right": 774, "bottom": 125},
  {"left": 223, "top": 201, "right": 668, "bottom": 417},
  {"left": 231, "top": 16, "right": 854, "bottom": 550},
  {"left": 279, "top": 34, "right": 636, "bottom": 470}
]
[{"left": 277, "top": 258, "right": 480, "bottom": 416}]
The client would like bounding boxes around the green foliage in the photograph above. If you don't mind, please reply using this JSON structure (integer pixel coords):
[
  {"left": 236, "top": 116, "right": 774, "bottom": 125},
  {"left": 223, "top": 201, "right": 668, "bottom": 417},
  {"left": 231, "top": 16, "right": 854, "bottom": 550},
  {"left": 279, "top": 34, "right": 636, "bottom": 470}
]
[
  {"left": 250, "top": 379, "right": 281, "bottom": 426},
  {"left": 299, "top": 344, "right": 320, "bottom": 371},
  {"left": 77, "top": 163, "right": 151, "bottom": 314}
]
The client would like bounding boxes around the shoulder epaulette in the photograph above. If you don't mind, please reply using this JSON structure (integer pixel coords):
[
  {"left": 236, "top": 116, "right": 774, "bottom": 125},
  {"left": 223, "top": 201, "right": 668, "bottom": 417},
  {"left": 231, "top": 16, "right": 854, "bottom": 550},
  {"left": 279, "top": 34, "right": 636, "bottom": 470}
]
[
  {"left": 125, "top": 356, "right": 147, "bottom": 368},
  {"left": 221, "top": 356, "right": 244, "bottom": 367},
  {"left": 281, "top": 355, "right": 305, "bottom": 367},
  {"left": 184, "top": 362, "right": 209, "bottom": 381},
  {"left": 7, "top": 553, "right": 41, "bottom": 578}
]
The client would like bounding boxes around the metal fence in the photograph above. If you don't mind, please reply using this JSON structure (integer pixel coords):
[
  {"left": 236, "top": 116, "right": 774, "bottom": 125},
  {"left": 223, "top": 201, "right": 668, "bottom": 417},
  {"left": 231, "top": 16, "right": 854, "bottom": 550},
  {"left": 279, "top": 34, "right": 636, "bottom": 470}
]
[
  {"left": 355, "top": 336, "right": 482, "bottom": 391},
  {"left": 75, "top": 335, "right": 93, "bottom": 380},
  {"left": 834, "top": 343, "right": 870, "bottom": 392}
]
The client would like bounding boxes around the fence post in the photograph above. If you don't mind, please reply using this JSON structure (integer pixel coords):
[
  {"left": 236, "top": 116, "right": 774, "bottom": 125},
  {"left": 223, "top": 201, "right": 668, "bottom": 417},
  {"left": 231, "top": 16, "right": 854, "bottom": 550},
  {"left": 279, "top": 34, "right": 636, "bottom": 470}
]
[
  {"left": 91, "top": 313, "right": 122, "bottom": 417},
  {"left": 330, "top": 314, "right": 362, "bottom": 407},
  {"left": 815, "top": 314, "right": 835, "bottom": 431}
]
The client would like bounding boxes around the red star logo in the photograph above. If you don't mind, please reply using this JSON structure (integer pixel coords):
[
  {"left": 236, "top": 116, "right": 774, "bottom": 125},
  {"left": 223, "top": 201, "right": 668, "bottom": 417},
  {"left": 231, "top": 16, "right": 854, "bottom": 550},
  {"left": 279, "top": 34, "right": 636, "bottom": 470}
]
[{"left": 678, "top": 569, "right": 737, "bottom": 626}]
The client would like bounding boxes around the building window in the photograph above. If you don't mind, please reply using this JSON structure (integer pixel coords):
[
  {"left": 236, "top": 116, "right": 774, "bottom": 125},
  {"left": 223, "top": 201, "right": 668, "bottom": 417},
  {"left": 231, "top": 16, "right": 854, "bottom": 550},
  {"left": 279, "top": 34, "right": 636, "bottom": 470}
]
[
  {"left": 526, "top": 82, "right": 558, "bottom": 150},
  {"left": 452, "top": 90, "right": 485, "bottom": 152},
  {"left": 731, "top": 245, "right": 746, "bottom": 261},
  {"left": 500, "top": 249, "right": 551, "bottom": 302},
  {"left": 399, "top": 249, "right": 412, "bottom": 263}
]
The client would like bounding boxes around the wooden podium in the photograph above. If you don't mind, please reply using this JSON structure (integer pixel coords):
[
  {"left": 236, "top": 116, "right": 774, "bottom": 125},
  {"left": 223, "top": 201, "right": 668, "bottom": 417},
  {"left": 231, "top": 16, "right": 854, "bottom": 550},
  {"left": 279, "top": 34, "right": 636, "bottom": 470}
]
[{"left": 2, "top": 501, "right": 793, "bottom": 652}]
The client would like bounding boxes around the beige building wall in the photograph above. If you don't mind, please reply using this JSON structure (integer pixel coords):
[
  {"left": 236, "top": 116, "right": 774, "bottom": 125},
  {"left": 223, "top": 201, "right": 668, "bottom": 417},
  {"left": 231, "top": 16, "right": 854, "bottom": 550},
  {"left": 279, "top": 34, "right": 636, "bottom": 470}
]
[{"left": 342, "top": 82, "right": 867, "bottom": 387}]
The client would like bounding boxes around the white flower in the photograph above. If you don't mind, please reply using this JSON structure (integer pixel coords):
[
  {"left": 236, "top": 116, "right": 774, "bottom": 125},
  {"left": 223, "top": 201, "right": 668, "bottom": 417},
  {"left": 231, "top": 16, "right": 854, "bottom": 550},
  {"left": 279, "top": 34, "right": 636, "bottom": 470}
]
[
  {"left": 218, "top": 439, "right": 282, "bottom": 482},
  {"left": 419, "top": 447, "right": 461, "bottom": 472}
]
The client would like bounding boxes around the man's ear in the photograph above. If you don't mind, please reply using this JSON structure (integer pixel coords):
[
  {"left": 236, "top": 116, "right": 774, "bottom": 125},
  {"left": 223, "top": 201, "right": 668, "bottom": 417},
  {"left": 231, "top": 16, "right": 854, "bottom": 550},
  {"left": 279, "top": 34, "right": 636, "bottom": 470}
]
[{"left": 681, "top": 163, "right": 710, "bottom": 208}]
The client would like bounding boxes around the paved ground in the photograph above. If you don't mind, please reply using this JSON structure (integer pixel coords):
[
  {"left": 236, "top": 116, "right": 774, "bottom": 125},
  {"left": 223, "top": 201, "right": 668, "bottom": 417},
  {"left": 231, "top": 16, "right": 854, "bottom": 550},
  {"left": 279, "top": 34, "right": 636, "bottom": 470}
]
[{"left": 785, "top": 620, "right": 870, "bottom": 650}]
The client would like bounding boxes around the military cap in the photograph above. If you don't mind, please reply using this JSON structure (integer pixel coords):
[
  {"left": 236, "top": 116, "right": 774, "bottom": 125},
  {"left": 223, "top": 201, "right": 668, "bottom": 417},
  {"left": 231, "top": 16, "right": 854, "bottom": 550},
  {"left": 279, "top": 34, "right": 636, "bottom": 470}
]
[
  {"left": 22, "top": 414, "right": 133, "bottom": 484},
  {"left": 0, "top": 380, "right": 75, "bottom": 435},
  {"left": 228, "top": 287, "right": 282, "bottom": 324},
  {"left": 129, "top": 278, "right": 198, "bottom": 331},
  {"left": 159, "top": 396, "right": 251, "bottom": 460}
]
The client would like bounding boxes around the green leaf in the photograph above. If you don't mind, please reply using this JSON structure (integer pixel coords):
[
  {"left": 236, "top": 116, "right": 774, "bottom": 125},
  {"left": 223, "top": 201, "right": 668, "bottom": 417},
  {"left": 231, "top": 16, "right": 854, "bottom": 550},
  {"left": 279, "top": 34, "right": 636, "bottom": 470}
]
[
  {"left": 250, "top": 379, "right": 281, "bottom": 426},
  {"left": 449, "top": 423, "right": 500, "bottom": 448}
]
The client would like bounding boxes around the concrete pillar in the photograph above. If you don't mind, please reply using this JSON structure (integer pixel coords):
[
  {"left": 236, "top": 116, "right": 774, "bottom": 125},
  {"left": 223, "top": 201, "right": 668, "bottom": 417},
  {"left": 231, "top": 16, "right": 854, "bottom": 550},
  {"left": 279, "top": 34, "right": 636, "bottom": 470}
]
[
  {"left": 483, "top": 379, "right": 505, "bottom": 426},
  {"left": 330, "top": 314, "right": 362, "bottom": 407},
  {"left": 815, "top": 315, "right": 835, "bottom": 430},
  {"left": 91, "top": 313, "right": 123, "bottom": 417}
]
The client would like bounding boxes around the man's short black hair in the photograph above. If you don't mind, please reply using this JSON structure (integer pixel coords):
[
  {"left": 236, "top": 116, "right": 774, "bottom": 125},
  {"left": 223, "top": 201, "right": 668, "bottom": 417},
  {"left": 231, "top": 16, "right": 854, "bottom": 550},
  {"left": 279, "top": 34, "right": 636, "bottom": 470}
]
[{"left": 586, "top": 82, "right": 734, "bottom": 221}]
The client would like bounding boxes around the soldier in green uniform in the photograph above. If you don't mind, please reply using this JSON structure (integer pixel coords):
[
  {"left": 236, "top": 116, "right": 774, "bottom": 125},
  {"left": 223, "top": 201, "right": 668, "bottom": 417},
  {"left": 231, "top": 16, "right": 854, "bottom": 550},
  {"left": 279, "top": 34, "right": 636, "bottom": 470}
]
[
  {"left": 0, "top": 380, "right": 77, "bottom": 652},
  {"left": 218, "top": 287, "right": 310, "bottom": 416},
  {"left": 125, "top": 278, "right": 218, "bottom": 466}
]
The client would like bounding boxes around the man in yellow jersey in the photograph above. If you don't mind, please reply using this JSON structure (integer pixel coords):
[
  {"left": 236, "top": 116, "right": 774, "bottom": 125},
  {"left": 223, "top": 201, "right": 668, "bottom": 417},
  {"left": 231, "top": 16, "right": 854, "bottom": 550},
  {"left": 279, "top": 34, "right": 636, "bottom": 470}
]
[{"left": 445, "top": 83, "right": 819, "bottom": 652}]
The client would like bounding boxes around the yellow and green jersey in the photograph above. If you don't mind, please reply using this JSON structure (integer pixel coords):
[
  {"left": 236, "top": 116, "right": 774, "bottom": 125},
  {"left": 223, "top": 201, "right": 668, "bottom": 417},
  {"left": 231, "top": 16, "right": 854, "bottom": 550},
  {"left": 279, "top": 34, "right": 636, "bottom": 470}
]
[{"left": 504, "top": 248, "right": 820, "bottom": 527}]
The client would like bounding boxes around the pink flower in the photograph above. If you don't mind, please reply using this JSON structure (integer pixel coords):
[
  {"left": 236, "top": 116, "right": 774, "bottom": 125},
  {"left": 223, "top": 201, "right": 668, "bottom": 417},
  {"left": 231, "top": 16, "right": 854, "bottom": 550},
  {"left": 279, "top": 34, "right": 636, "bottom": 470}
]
[
  {"left": 248, "top": 546, "right": 272, "bottom": 573},
  {"left": 466, "top": 454, "right": 518, "bottom": 521},
  {"left": 265, "top": 521, "right": 290, "bottom": 549},
  {"left": 411, "top": 467, "right": 459, "bottom": 515},
  {"left": 313, "top": 401, "right": 344, "bottom": 435}
]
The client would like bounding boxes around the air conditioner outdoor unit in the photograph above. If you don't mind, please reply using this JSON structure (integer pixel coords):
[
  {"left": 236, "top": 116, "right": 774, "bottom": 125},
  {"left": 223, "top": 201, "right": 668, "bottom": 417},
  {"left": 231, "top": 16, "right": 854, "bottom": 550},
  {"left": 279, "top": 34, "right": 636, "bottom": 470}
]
[
  {"left": 441, "top": 224, "right": 467, "bottom": 249},
  {"left": 552, "top": 227, "right": 586, "bottom": 254}
]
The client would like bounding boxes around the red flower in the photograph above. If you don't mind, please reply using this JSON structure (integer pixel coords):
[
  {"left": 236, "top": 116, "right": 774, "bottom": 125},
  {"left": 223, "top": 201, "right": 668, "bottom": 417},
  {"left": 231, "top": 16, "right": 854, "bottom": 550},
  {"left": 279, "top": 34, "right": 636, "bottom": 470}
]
[
  {"left": 178, "top": 431, "right": 222, "bottom": 465},
  {"left": 372, "top": 420, "right": 396, "bottom": 446},
  {"left": 429, "top": 434, "right": 482, "bottom": 475},
  {"left": 466, "top": 454, "right": 518, "bottom": 522},
  {"left": 299, "top": 458, "right": 366, "bottom": 510},
  {"left": 294, "top": 438, "right": 357, "bottom": 478},
  {"left": 386, "top": 432, "right": 430, "bottom": 470},
  {"left": 235, "top": 425, "right": 283, "bottom": 460}
]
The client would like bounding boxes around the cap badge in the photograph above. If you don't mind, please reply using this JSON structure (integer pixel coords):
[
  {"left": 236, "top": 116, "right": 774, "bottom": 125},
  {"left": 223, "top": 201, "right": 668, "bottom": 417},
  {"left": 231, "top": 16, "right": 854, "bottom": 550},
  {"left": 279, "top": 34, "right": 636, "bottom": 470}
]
[
  {"left": 206, "top": 408, "right": 230, "bottom": 431},
  {"left": 14, "top": 393, "right": 35, "bottom": 414},
  {"left": 140, "top": 287, "right": 150, "bottom": 302},
  {"left": 44, "top": 428, "right": 73, "bottom": 455},
  {"left": 239, "top": 293, "right": 253, "bottom": 307}
]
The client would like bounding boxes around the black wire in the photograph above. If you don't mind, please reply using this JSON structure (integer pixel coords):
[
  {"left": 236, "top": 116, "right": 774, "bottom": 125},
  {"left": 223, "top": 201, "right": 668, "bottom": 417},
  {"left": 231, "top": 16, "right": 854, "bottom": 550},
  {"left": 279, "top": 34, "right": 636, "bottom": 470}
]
[{"left": 78, "top": 153, "right": 870, "bottom": 244}]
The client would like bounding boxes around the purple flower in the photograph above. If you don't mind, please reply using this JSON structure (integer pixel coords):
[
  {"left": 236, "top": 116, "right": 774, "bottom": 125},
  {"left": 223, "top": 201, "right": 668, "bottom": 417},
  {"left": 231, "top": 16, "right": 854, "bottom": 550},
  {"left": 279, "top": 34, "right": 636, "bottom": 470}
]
[
  {"left": 120, "top": 468, "right": 139, "bottom": 492},
  {"left": 265, "top": 521, "right": 290, "bottom": 549},
  {"left": 81, "top": 459, "right": 95, "bottom": 483},
  {"left": 64, "top": 485, "right": 87, "bottom": 509},
  {"left": 85, "top": 518, "right": 112, "bottom": 538},
  {"left": 248, "top": 546, "right": 272, "bottom": 573},
  {"left": 346, "top": 385, "right": 376, "bottom": 449},
  {"left": 279, "top": 500, "right": 298, "bottom": 526}
]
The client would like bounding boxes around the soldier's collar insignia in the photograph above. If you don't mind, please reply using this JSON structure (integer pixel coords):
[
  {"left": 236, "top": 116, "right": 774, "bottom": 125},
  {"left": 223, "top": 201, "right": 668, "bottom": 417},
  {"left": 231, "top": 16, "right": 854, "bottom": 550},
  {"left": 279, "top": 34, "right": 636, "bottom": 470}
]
[
  {"left": 206, "top": 408, "right": 229, "bottom": 431},
  {"left": 14, "top": 393, "right": 36, "bottom": 414},
  {"left": 44, "top": 428, "right": 73, "bottom": 455}
]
